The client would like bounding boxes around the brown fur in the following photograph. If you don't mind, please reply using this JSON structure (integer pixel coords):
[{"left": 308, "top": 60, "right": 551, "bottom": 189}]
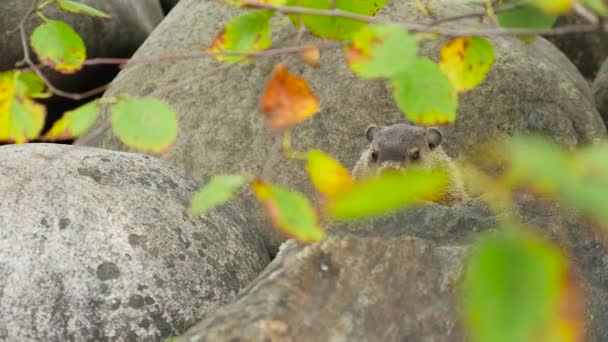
[{"left": 352, "top": 123, "right": 468, "bottom": 206}]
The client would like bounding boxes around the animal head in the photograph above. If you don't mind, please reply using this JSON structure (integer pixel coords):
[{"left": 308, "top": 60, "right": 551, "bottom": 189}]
[{"left": 362, "top": 123, "right": 443, "bottom": 175}]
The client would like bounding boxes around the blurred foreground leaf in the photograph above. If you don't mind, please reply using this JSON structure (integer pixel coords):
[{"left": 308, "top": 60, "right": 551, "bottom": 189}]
[
  {"left": 461, "top": 228, "right": 583, "bottom": 342},
  {"left": 253, "top": 179, "right": 325, "bottom": 242},
  {"left": 504, "top": 136, "right": 608, "bottom": 226},
  {"left": 327, "top": 168, "right": 448, "bottom": 220},
  {"left": 306, "top": 149, "right": 354, "bottom": 199},
  {"left": 189, "top": 174, "right": 248, "bottom": 216}
]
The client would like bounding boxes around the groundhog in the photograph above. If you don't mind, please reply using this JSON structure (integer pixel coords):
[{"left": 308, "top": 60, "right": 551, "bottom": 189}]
[{"left": 352, "top": 122, "right": 468, "bottom": 206}]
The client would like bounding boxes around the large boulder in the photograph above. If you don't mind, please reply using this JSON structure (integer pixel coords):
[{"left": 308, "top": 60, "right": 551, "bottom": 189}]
[
  {"left": 544, "top": 14, "right": 608, "bottom": 80},
  {"left": 178, "top": 235, "right": 470, "bottom": 341},
  {"left": 0, "top": 143, "right": 269, "bottom": 341},
  {"left": 77, "top": 0, "right": 606, "bottom": 252},
  {"left": 592, "top": 58, "right": 608, "bottom": 123},
  {"left": 177, "top": 196, "right": 608, "bottom": 341}
]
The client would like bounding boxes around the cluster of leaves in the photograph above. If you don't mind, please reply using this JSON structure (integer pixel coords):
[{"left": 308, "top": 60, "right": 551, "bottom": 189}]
[
  {"left": 3, "top": 0, "right": 607, "bottom": 341},
  {"left": 195, "top": 0, "right": 500, "bottom": 239},
  {"left": 455, "top": 134, "right": 608, "bottom": 342},
  {"left": 0, "top": 0, "right": 177, "bottom": 152}
]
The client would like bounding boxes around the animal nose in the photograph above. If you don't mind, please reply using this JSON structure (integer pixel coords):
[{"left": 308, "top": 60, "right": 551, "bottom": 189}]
[{"left": 377, "top": 150, "right": 405, "bottom": 164}]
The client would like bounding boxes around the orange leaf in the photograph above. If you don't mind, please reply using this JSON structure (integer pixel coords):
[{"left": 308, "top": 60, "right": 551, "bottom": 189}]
[
  {"left": 259, "top": 63, "right": 320, "bottom": 131},
  {"left": 552, "top": 267, "right": 585, "bottom": 342},
  {"left": 206, "top": 28, "right": 226, "bottom": 54}
]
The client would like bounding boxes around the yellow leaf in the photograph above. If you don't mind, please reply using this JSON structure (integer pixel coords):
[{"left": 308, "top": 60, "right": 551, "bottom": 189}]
[
  {"left": 530, "top": 0, "right": 574, "bottom": 14},
  {"left": 439, "top": 37, "right": 495, "bottom": 92},
  {"left": 259, "top": 63, "right": 320, "bottom": 131},
  {"left": 307, "top": 149, "right": 354, "bottom": 199},
  {"left": 0, "top": 71, "right": 46, "bottom": 143}
]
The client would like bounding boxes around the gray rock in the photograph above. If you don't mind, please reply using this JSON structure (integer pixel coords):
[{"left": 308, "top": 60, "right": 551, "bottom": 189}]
[
  {"left": 178, "top": 235, "right": 469, "bottom": 342},
  {"left": 1, "top": 0, "right": 164, "bottom": 72},
  {"left": 161, "top": 0, "right": 181, "bottom": 14},
  {"left": 76, "top": 0, "right": 606, "bottom": 253},
  {"left": 593, "top": 58, "right": 608, "bottom": 123},
  {"left": 544, "top": 14, "right": 608, "bottom": 80},
  {"left": 176, "top": 196, "right": 608, "bottom": 341},
  {"left": 0, "top": 143, "right": 269, "bottom": 341}
]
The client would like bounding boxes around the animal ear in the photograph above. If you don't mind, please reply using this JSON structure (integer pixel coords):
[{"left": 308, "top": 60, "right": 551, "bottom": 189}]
[
  {"left": 426, "top": 127, "right": 443, "bottom": 150},
  {"left": 365, "top": 125, "right": 381, "bottom": 142}
]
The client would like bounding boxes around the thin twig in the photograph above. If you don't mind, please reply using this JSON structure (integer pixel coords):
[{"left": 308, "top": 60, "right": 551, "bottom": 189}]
[
  {"left": 82, "top": 53, "right": 207, "bottom": 67},
  {"left": 73, "top": 120, "right": 111, "bottom": 146},
  {"left": 430, "top": 2, "right": 523, "bottom": 26},
  {"left": 82, "top": 41, "right": 343, "bottom": 68},
  {"left": 573, "top": 3, "right": 599, "bottom": 25}
]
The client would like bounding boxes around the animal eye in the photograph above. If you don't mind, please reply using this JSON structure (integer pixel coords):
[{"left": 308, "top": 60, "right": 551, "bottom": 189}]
[
  {"left": 411, "top": 151, "right": 420, "bottom": 160},
  {"left": 371, "top": 151, "right": 378, "bottom": 162}
]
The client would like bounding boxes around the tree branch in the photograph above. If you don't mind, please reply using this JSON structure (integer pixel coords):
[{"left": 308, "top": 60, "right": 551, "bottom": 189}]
[
  {"left": 430, "top": 2, "right": 524, "bottom": 26},
  {"left": 240, "top": 1, "right": 601, "bottom": 37}
]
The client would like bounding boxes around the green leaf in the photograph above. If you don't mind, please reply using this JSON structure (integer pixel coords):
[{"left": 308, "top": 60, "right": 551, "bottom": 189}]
[
  {"left": 57, "top": 0, "right": 112, "bottom": 18},
  {"left": 345, "top": 24, "right": 417, "bottom": 79},
  {"left": 583, "top": 0, "right": 608, "bottom": 15},
  {"left": 44, "top": 100, "right": 98, "bottom": 140},
  {"left": 110, "top": 98, "right": 178, "bottom": 153},
  {"left": 461, "top": 228, "right": 566, "bottom": 342},
  {"left": 498, "top": 4, "right": 557, "bottom": 43},
  {"left": 286, "top": 0, "right": 388, "bottom": 41},
  {"left": 504, "top": 136, "right": 608, "bottom": 226},
  {"left": 0, "top": 70, "right": 46, "bottom": 144},
  {"left": 14, "top": 71, "right": 47, "bottom": 98},
  {"left": 390, "top": 58, "right": 458, "bottom": 125},
  {"left": 30, "top": 20, "right": 86, "bottom": 73},
  {"left": 439, "top": 37, "right": 495, "bottom": 92},
  {"left": 206, "top": 10, "right": 274, "bottom": 64},
  {"left": 253, "top": 179, "right": 325, "bottom": 243},
  {"left": 189, "top": 174, "right": 248, "bottom": 216},
  {"left": 327, "top": 169, "right": 448, "bottom": 220},
  {"left": 7, "top": 99, "right": 46, "bottom": 143}
]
